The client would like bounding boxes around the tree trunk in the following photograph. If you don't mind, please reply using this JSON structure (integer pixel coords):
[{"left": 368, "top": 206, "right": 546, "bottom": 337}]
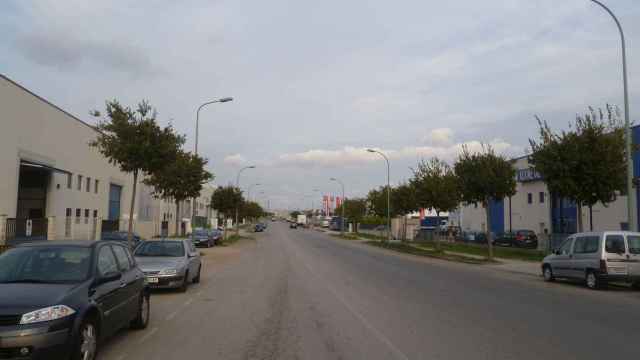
[
  {"left": 589, "top": 204, "right": 593, "bottom": 231},
  {"left": 485, "top": 200, "right": 494, "bottom": 261},
  {"left": 577, "top": 201, "right": 584, "bottom": 232},
  {"left": 127, "top": 170, "right": 138, "bottom": 250},
  {"left": 175, "top": 200, "right": 181, "bottom": 237},
  {"left": 403, "top": 216, "right": 407, "bottom": 242}
]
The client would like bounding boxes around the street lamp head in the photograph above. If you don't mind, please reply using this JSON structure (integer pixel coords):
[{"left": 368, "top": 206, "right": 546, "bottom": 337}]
[
  {"left": 248, "top": 165, "right": 256, "bottom": 169},
  {"left": 219, "top": 97, "right": 234, "bottom": 103},
  {"left": 330, "top": 177, "right": 336, "bottom": 181},
  {"left": 366, "top": 149, "right": 376, "bottom": 153}
]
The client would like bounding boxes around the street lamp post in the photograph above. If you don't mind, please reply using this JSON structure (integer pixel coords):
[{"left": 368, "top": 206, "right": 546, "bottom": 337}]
[
  {"left": 192, "top": 97, "right": 233, "bottom": 241},
  {"left": 368, "top": 149, "right": 391, "bottom": 242},
  {"left": 588, "top": 0, "right": 635, "bottom": 231},
  {"left": 330, "top": 178, "right": 345, "bottom": 235}
]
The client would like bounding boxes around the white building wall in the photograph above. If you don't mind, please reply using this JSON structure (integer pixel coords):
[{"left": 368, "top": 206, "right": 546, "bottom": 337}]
[{"left": 1, "top": 75, "right": 216, "bottom": 241}]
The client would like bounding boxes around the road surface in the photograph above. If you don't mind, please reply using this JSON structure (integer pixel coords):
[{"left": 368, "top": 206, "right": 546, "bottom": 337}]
[{"left": 100, "top": 222, "right": 640, "bottom": 360}]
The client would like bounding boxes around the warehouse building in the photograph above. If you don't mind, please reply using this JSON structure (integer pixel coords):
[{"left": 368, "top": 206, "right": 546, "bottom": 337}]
[
  {"left": 0, "top": 74, "right": 216, "bottom": 244},
  {"left": 459, "top": 139, "right": 640, "bottom": 249}
]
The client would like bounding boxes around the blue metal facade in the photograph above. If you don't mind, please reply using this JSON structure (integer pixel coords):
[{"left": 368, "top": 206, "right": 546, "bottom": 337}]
[{"left": 489, "top": 198, "right": 504, "bottom": 234}]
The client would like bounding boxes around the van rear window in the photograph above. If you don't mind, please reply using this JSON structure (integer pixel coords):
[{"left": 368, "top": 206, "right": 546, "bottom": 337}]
[
  {"left": 628, "top": 236, "right": 640, "bottom": 255},
  {"left": 605, "top": 235, "right": 626, "bottom": 254}
]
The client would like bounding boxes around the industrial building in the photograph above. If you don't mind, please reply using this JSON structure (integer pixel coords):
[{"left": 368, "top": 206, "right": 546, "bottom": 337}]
[{"left": 0, "top": 74, "right": 216, "bottom": 244}]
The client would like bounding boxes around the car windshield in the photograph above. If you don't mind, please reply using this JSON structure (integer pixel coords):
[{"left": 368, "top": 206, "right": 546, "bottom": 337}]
[
  {"left": 193, "top": 230, "right": 208, "bottom": 237},
  {"left": 0, "top": 246, "right": 91, "bottom": 284},
  {"left": 134, "top": 241, "right": 185, "bottom": 257}
]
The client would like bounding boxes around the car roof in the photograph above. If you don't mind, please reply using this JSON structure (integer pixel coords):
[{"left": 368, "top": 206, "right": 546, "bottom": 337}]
[{"left": 16, "top": 240, "right": 114, "bottom": 248}]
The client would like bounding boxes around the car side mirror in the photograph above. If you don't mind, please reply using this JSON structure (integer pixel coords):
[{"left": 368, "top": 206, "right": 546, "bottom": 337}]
[
  {"left": 188, "top": 252, "right": 197, "bottom": 258},
  {"left": 98, "top": 271, "right": 122, "bottom": 285}
]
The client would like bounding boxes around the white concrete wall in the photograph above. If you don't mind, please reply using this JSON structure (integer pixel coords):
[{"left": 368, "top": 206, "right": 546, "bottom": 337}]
[{"left": 0, "top": 75, "right": 217, "bottom": 240}]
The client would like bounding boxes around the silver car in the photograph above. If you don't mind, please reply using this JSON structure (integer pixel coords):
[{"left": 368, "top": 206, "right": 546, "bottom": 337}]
[
  {"left": 133, "top": 239, "right": 202, "bottom": 292},
  {"left": 542, "top": 231, "right": 640, "bottom": 290}
]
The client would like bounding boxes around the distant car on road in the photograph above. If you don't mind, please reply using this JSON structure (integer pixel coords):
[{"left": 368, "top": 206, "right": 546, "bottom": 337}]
[
  {"left": 101, "top": 231, "right": 143, "bottom": 247},
  {"left": 134, "top": 239, "right": 201, "bottom": 292},
  {"left": 191, "top": 228, "right": 215, "bottom": 248},
  {"left": 0, "top": 240, "right": 150, "bottom": 360},
  {"left": 542, "top": 231, "right": 640, "bottom": 290},
  {"left": 289, "top": 222, "right": 298, "bottom": 229},
  {"left": 255, "top": 223, "right": 266, "bottom": 232}
]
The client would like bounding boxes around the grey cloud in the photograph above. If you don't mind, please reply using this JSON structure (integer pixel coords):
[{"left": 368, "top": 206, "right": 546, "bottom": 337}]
[{"left": 15, "top": 31, "right": 158, "bottom": 77}]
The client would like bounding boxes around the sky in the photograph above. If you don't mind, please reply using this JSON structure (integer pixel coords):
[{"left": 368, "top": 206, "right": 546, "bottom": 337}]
[{"left": 2, "top": 0, "right": 639, "bottom": 210}]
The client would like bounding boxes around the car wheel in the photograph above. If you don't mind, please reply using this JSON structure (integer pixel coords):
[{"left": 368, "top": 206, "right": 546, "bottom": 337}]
[
  {"left": 73, "top": 318, "right": 98, "bottom": 360},
  {"left": 193, "top": 266, "right": 202, "bottom": 284},
  {"left": 130, "top": 293, "right": 150, "bottom": 329},
  {"left": 586, "top": 270, "right": 605, "bottom": 290},
  {"left": 542, "top": 265, "right": 554, "bottom": 282},
  {"left": 179, "top": 272, "right": 189, "bottom": 292}
]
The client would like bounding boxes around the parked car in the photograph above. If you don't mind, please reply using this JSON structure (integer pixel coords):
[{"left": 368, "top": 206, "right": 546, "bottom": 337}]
[
  {"left": 461, "top": 231, "right": 488, "bottom": 244},
  {"left": 289, "top": 222, "right": 298, "bottom": 229},
  {"left": 0, "top": 240, "right": 150, "bottom": 360},
  {"left": 191, "top": 228, "right": 215, "bottom": 248},
  {"left": 493, "top": 232, "right": 516, "bottom": 247},
  {"left": 255, "top": 223, "right": 266, "bottom": 232},
  {"left": 513, "top": 229, "right": 538, "bottom": 248},
  {"left": 209, "top": 229, "right": 222, "bottom": 244},
  {"left": 542, "top": 231, "right": 640, "bottom": 290},
  {"left": 134, "top": 239, "right": 201, "bottom": 292},
  {"left": 101, "top": 231, "right": 143, "bottom": 247}
]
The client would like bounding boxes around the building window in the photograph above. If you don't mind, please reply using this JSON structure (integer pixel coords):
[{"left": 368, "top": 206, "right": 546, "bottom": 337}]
[
  {"left": 86, "top": 177, "right": 91, "bottom": 192},
  {"left": 75, "top": 208, "right": 81, "bottom": 224},
  {"left": 95, "top": 179, "right": 99, "bottom": 194},
  {"left": 66, "top": 208, "right": 72, "bottom": 217},
  {"left": 527, "top": 193, "right": 532, "bottom": 204},
  {"left": 93, "top": 210, "right": 98, "bottom": 218},
  {"left": 67, "top": 174, "right": 72, "bottom": 189},
  {"left": 77, "top": 175, "right": 83, "bottom": 190},
  {"left": 539, "top": 192, "right": 544, "bottom": 203}
]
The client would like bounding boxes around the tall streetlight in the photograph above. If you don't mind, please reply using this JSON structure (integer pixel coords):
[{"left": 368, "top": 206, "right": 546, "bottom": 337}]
[
  {"left": 367, "top": 149, "right": 391, "bottom": 242},
  {"left": 330, "top": 178, "right": 345, "bottom": 235},
  {"left": 247, "top": 183, "right": 261, "bottom": 202},
  {"left": 312, "top": 188, "right": 320, "bottom": 218},
  {"left": 588, "top": 0, "right": 635, "bottom": 230},
  {"left": 192, "top": 97, "right": 233, "bottom": 241},
  {"left": 236, "top": 165, "right": 256, "bottom": 235}
]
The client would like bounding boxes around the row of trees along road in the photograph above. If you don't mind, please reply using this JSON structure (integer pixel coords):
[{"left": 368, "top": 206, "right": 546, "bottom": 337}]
[
  {"left": 335, "top": 105, "right": 624, "bottom": 261},
  {"left": 90, "top": 100, "right": 212, "bottom": 249},
  {"left": 210, "top": 185, "right": 267, "bottom": 239}
]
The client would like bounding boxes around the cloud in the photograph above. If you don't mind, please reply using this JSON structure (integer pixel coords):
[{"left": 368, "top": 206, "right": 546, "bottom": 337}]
[
  {"left": 223, "top": 154, "right": 247, "bottom": 166},
  {"left": 275, "top": 138, "right": 521, "bottom": 168},
  {"left": 423, "top": 128, "right": 454, "bottom": 146},
  {"left": 15, "top": 31, "right": 158, "bottom": 77}
]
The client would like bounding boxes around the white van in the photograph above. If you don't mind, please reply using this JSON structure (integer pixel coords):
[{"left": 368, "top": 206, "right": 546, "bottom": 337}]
[{"left": 541, "top": 231, "right": 640, "bottom": 289}]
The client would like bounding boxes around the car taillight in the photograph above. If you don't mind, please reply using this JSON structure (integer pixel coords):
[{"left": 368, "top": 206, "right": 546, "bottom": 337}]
[
  {"left": 599, "top": 260, "right": 607, "bottom": 274},
  {"left": 516, "top": 234, "right": 523, "bottom": 241}
]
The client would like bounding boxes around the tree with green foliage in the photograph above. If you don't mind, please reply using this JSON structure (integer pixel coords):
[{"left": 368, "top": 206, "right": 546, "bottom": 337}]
[
  {"left": 530, "top": 106, "right": 626, "bottom": 232},
  {"left": 90, "top": 100, "right": 183, "bottom": 248},
  {"left": 211, "top": 185, "right": 244, "bottom": 228},
  {"left": 335, "top": 198, "right": 367, "bottom": 233},
  {"left": 367, "top": 186, "right": 388, "bottom": 218},
  {"left": 454, "top": 146, "right": 516, "bottom": 260},
  {"left": 144, "top": 150, "right": 213, "bottom": 236},
  {"left": 392, "top": 182, "right": 418, "bottom": 241},
  {"left": 412, "top": 158, "right": 460, "bottom": 248},
  {"left": 241, "top": 201, "right": 265, "bottom": 221}
]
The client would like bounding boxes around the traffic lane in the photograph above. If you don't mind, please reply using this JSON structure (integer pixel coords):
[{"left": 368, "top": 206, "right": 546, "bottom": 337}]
[
  {"left": 99, "top": 239, "right": 257, "bottom": 360},
  {"left": 288, "top": 227, "right": 640, "bottom": 360}
]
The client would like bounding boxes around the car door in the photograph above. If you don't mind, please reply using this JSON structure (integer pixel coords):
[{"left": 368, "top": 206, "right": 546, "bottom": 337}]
[
  {"left": 111, "top": 244, "right": 140, "bottom": 323},
  {"left": 571, "top": 235, "right": 599, "bottom": 279},
  {"left": 185, "top": 240, "right": 200, "bottom": 280},
  {"left": 93, "top": 245, "right": 126, "bottom": 337},
  {"left": 551, "top": 237, "right": 574, "bottom": 278},
  {"left": 626, "top": 234, "right": 640, "bottom": 278},
  {"left": 604, "top": 234, "right": 629, "bottom": 277}
]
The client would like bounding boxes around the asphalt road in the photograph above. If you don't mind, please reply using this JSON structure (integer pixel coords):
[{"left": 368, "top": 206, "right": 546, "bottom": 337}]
[{"left": 100, "top": 222, "right": 640, "bottom": 360}]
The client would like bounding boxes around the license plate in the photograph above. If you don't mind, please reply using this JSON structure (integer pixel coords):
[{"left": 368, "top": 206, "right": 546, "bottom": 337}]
[{"left": 147, "top": 277, "right": 159, "bottom": 283}]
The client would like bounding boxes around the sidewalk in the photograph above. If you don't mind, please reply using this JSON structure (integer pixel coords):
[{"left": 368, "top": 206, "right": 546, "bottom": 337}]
[{"left": 485, "top": 258, "right": 542, "bottom": 277}]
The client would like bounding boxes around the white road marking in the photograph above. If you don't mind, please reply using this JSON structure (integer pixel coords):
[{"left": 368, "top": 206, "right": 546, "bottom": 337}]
[
  {"left": 136, "top": 326, "right": 158, "bottom": 344},
  {"left": 184, "top": 298, "right": 194, "bottom": 306},
  {"left": 296, "top": 249, "right": 410, "bottom": 360},
  {"left": 165, "top": 310, "right": 179, "bottom": 321}
]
